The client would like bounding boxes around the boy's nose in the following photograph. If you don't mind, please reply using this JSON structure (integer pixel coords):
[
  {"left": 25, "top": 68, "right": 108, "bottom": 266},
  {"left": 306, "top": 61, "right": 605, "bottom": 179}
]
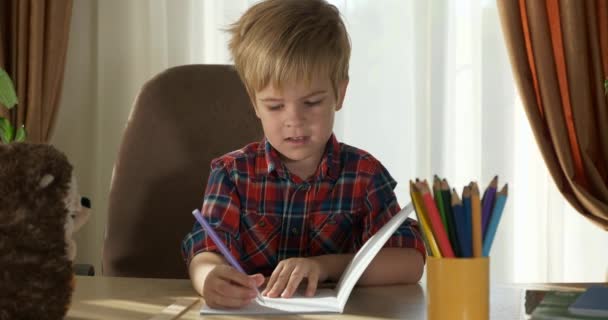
[{"left": 284, "top": 106, "right": 306, "bottom": 127}]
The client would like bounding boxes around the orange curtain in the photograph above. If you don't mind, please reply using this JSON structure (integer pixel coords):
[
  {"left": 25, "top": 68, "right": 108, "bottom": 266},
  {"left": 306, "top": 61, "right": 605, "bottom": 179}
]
[
  {"left": 497, "top": 0, "right": 608, "bottom": 229},
  {"left": 0, "top": 0, "right": 73, "bottom": 143}
]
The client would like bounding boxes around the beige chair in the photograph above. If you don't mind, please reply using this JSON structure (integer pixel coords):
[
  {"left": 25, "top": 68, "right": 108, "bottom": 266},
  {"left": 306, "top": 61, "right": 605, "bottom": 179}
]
[{"left": 102, "top": 65, "right": 263, "bottom": 279}]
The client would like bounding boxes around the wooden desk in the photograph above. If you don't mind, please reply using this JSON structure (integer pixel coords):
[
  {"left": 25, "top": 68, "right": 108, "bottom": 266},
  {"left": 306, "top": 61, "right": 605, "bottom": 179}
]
[{"left": 66, "top": 276, "right": 591, "bottom": 320}]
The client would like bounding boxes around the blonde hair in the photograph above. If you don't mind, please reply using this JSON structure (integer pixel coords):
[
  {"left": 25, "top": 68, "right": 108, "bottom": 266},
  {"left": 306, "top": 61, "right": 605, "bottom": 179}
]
[{"left": 227, "top": 0, "right": 351, "bottom": 101}]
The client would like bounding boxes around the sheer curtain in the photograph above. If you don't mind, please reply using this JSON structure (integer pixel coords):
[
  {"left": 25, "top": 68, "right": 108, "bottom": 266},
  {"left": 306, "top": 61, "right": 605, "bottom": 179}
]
[
  {"left": 333, "top": 0, "right": 608, "bottom": 283},
  {"left": 56, "top": 0, "right": 607, "bottom": 281}
]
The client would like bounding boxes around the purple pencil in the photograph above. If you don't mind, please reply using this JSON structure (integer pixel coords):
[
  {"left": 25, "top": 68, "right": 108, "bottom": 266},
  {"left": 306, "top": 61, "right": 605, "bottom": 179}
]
[
  {"left": 481, "top": 176, "right": 498, "bottom": 239},
  {"left": 192, "top": 209, "right": 265, "bottom": 303}
]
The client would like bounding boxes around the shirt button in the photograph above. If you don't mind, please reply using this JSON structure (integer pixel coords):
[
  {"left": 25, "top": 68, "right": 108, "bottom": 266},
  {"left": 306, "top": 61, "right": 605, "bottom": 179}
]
[
  {"left": 291, "top": 227, "right": 299, "bottom": 235},
  {"left": 258, "top": 221, "right": 266, "bottom": 227}
]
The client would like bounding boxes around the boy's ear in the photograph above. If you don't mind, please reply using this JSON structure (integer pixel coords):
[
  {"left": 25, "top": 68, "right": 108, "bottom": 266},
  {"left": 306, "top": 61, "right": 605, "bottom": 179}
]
[{"left": 335, "top": 79, "right": 349, "bottom": 111}]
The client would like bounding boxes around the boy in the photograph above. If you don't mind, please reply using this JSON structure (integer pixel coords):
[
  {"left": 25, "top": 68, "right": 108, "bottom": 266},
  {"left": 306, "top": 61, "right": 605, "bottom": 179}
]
[{"left": 182, "top": 0, "right": 425, "bottom": 309}]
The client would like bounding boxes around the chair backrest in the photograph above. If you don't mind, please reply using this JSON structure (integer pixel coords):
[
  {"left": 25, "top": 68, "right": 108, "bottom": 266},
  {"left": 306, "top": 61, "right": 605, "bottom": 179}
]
[{"left": 102, "top": 65, "right": 263, "bottom": 279}]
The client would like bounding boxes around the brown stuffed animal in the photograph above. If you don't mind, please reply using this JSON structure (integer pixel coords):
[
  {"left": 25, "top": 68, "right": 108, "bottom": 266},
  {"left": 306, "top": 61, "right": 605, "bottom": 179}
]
[{"left": 0, "top": 143, "right": 89, "bottom": 320}]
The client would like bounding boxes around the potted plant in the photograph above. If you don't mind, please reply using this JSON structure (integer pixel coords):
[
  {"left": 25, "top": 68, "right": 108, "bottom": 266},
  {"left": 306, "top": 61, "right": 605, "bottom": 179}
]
[{"left": 0, "top": 68, "right": 26, "bottom": 143}]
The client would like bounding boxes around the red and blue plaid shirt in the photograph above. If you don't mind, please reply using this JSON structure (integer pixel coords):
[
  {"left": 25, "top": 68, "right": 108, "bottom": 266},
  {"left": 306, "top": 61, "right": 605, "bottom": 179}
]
[{"left": 182, "top": 134, "right": 425, "bottom": 276}]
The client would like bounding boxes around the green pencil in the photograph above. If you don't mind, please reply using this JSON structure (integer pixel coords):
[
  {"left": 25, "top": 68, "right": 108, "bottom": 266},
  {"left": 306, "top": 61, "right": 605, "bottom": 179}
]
[{"left": 440, "top": 179, "right": 460, "bottom": 257}]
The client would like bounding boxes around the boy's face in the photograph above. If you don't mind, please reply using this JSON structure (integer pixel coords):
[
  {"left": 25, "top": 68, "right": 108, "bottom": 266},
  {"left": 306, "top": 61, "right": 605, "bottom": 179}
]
[{"left": 254, "top": 75, "right": 348, "bottom": 168}]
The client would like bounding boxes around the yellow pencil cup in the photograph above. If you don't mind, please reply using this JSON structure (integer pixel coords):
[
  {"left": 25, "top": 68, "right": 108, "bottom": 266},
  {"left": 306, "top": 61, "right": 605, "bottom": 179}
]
[{"left": 426, "top": 256, "right": 489, "bottom": 320}]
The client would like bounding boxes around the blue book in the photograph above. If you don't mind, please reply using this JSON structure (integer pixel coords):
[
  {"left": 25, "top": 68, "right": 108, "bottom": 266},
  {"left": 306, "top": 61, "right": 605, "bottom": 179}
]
[
  {"left": 568, "top": 286, "right": 608, "bottom": 318},
  {"left": 531, "top": 291, "right": 590, "bottom": 320}
]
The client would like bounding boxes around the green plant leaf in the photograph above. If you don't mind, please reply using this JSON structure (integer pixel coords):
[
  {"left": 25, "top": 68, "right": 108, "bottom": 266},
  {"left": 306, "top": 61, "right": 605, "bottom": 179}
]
[
  {"left": 14, "top": 125, "right": 26, "bottom": 142},
  {"left": 0, "top": 117, "right": 14, "bottom": 143},
  {"left": 0, "top": 68, "right": 18, "bottom": 109},
  {"left": 605, "top": 79, "right": 608, "bottom": 95}
]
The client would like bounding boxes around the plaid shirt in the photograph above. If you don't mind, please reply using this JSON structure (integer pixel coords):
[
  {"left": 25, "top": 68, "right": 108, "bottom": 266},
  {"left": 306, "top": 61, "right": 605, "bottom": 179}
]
[{"left": 182, "top": 134, "right": 425, "bottom": 276}]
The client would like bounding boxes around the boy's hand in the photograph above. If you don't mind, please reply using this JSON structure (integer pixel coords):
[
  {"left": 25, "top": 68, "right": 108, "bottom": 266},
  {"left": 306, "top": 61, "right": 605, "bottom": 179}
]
[
  {"left": 262, "top": 257, "right": 328, "bottom": 298},
  {"left": 203, "top": 264, "right": 264, "bottom": 309}
]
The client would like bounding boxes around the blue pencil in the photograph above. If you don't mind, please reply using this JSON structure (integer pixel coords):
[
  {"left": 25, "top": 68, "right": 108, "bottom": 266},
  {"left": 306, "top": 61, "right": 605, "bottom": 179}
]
[
  {"left": 461, "top": 186, "right": 473, "bottom": 258},
  {"left": 450, "top": 188, "right": 467, "bottom": 258},
  {"left": 461, "top": 187, "right": 473, "bottom": 257},
  {"left": 482, "top": 184, "right": 508, "bottom": 257}
]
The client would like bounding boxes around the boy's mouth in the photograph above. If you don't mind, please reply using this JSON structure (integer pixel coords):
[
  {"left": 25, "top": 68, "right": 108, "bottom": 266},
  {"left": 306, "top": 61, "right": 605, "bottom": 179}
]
[{"left": 285, "top": 136, "right": 310, "bottom": 144}]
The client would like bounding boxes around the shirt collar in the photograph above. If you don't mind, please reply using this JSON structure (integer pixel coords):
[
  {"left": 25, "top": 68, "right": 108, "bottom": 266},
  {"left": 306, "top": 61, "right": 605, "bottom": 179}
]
[
  {"left": 257, "top": 134, "right": 341, "bottom": 182},
  {"left": 264, "top": 139, "right": 289, "bottom": 179}
]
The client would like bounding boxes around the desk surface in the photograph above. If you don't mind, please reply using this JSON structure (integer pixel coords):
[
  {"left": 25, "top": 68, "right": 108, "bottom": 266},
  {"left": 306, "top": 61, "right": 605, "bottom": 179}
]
[{"left": 66, "top": 276, "right": 593, "bottom": 320}]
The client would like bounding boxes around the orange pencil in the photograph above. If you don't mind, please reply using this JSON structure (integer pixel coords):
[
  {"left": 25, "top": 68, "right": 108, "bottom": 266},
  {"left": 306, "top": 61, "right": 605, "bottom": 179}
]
[
  {"left": 470, "top": 182, "right": 482, "bottom": 257},
  {"left": 417, "top": 181, "right": 455, "bottom": 258}
]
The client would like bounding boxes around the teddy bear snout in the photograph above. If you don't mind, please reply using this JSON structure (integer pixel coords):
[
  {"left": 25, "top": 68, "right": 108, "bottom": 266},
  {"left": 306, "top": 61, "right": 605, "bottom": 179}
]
[{"left": 81, "top": 197, "right": 91, "bottom": 208}]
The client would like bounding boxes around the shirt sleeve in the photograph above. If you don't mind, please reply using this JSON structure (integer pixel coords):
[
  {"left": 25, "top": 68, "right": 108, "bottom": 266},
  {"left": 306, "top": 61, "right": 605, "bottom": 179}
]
[
  {"left": 361, "top": 162, "right": 427, "bottom": 261},
  {"left": 181, "top": 164, "right": 243, "bottom": 267}
]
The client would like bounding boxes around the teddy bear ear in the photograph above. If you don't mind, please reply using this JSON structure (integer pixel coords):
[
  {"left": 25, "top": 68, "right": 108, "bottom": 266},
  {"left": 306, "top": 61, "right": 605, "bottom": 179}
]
[{"left": 39, "top": 174, "right": 55, "bottom": 189}]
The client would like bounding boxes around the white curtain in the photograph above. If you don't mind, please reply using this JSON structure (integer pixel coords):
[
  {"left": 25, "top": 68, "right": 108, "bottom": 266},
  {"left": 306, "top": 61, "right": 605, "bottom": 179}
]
[{"left": 55, "top": 0, "right": 607, "bottom": 282}]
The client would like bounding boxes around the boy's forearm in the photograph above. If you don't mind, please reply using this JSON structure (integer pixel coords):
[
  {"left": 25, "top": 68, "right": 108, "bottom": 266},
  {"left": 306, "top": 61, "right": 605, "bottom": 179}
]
[
  {"left": 311, "top": 247, "right": 424, "bottom": 285},
  {"left": 359, "top": 247, "right": 424, "bottom": 285},
  {"left": 188, "top": 252, "right": 227, "bottom": 296}
]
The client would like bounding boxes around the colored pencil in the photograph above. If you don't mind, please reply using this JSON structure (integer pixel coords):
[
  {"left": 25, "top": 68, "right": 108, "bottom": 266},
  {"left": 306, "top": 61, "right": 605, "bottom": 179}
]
[
  {"left": 441, "top": 179, "right": 460, "bottom": 257},
  {"left": 461, "top": 186, "right": 474, "bottom": 257},
  {"left": 483, "top": 184, "right": 508, "bottom": 256},
  {"left": 417, "top": 181, "right": 455, "bottom": 258},
  {"left": 433, "top": 176, "right": 448, "bottom": 232},
  {"left": 450, "top": 188, "right": 468, "bottom": 257},
  {"left": 481, "top": 176, "right": 498, "bottom": 238},
  {"left": 470, "top": 182, "right": 482, "bottom": 257},
  {"left": 409, "top": 181, "right": 442, "bottom": 257}
]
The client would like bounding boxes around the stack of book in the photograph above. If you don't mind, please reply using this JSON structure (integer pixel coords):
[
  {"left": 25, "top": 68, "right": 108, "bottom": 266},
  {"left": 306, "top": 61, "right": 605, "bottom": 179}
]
[
  {"left": 526, "top": 286, "right": 608, "bottom": 319},
  {"left": 409, "top": 175, "right": 508, "bottom": 257}
]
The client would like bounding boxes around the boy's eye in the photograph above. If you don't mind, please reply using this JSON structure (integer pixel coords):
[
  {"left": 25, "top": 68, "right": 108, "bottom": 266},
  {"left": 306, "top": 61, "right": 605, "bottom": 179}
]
[
  {"left": 305, "top": 100, "right": 322, "bottom": 107},
  {"left": 268, "top": 104, "right": 283, "bottom": 111}
]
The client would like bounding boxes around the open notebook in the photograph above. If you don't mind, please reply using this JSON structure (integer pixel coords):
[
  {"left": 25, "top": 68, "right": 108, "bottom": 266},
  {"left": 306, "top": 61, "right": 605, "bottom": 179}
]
[{"left": 201, "top": 203, "right": 414, "bottom": 315}]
